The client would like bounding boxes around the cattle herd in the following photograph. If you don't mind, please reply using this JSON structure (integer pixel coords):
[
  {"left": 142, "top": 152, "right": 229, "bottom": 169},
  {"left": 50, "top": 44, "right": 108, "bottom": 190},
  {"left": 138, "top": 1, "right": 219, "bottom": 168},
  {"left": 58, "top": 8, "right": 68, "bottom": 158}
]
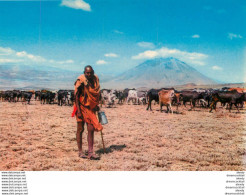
[
  {"left": 1, "top": 87, "right": 245, "bottom": 113},
  {"left": 0, "top": 90, "right": 74, "bottom": 106}
]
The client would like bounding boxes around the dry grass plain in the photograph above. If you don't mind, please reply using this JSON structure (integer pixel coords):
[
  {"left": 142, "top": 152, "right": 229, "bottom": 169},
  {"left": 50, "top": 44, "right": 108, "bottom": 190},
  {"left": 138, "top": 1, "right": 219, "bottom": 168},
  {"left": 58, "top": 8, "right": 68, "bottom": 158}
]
[{"left": 0, "top": 100, "right": 245, "bottom": 171}]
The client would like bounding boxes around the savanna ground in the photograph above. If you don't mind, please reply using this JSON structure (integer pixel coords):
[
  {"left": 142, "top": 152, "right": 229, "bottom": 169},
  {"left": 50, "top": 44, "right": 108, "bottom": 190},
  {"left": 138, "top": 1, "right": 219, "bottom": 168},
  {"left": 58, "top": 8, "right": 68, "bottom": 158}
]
[{"left": 0, "top": 99, "right": 245, "bottom": 171}]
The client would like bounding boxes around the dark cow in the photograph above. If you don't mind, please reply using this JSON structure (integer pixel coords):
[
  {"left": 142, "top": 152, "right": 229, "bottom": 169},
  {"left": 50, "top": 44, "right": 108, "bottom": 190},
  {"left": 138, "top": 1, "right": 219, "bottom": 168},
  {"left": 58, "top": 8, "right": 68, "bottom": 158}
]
[
  {"left": 11, "top": 90, "right": 22, "bottom": 102},
  {"left": 21, "top": 91, "right": 33, "bottom": 104},
  {"left": 57, "top": 90, "right": 68, "bottom": 106},
  {"left": 4, "top": 90, "right": 14, "bottom": 102},
  {"left": 172, "top": 92, "right": 182, "bottom": 110},
  {"left": 180, "top": 90, "right": 204, "bottom": 109},
  {"left": 0, "top": 91, "right": 8, "bottom": 102},
  {"left": 40, "top": 92, "right": 48, "bottom": 104},
  {"left": 209, "top": 90, "right": 245, "bottom": 112},
  {"left": 40, "top": 91, "right": 56, "bottom": 104},
  {"left": 35, "top": 91, "right": 41, "bottom": 101},
  {"left": 48, "top": 91, "right": 56, "bottom": 104},
  {"left": 146, "top": 89, "right": 160, "bottom": 111},
  {"left": 16, "top": 90, "right": 22, "bottom": 102},
  {"left": 115, "top": 90, "right": 126, "bottom": 104},
  {"left": 0, "top": 91, "right": 4, "bottom": 101},
  {"left": 201, "top": 91, "right": 212, "bottom": 108}
]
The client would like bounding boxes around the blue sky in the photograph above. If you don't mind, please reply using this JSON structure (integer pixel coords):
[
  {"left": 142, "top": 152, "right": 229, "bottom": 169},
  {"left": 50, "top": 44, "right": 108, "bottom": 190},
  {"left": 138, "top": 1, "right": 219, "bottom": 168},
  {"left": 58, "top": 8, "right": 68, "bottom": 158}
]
[{"left": 0, "top": 0, "right": 245, "bottom": 83}]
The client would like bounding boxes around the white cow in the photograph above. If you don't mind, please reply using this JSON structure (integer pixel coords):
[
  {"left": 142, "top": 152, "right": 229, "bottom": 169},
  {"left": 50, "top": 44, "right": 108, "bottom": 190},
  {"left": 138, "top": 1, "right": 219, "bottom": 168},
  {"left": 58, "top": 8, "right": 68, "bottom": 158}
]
[
  {"left": 127, "top": 90, "right": 147, "bottom": 105},
  {"left": 100, "top": 89, "right": 117, "bottom": 107},
  {"left": 126, "top": 89, "right": 138, "bottom": 104}
]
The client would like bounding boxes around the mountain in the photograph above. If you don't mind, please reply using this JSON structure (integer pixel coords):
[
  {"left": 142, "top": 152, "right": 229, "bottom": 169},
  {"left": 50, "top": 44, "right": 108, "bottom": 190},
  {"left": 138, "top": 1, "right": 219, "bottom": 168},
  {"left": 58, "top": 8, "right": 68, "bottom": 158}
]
[
  {"left": 0, "top": 65, "right": 115, "bottom": 90},
  {"left": 0, "top": 65, "right": 79, "bottom": 90},
  {"left": 0, "top": 58, "right": 216, "bottom": 90},
  {"left": 102, "top": 57, "right": 216, "bottom": 89}
]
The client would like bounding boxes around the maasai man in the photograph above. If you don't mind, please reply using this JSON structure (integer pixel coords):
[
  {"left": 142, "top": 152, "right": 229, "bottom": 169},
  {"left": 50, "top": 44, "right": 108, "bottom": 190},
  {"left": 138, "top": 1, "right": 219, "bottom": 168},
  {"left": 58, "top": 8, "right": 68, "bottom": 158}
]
[{"left": 73, "top": 65, "right": 103, "bottom": 160}]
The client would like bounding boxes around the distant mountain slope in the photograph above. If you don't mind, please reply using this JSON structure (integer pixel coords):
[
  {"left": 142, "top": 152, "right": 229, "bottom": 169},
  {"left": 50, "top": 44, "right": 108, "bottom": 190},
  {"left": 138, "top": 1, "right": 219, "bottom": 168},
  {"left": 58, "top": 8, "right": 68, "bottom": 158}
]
[
  {"left": 102, "top": 57, "right": 216, "bottom": 88},
  {"left": 0, "top": 65, "right": 116, "bottom": 90},
  {"left": 0, "top": 65, "right": 78, "bottom": 90}
]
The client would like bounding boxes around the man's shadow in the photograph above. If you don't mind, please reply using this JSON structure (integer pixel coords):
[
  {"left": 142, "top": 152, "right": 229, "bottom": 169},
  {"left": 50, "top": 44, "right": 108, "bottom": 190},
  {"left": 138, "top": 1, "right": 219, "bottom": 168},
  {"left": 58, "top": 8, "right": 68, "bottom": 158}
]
[{"left": 96, "top": 144, "right": 126, "bottom": 154}]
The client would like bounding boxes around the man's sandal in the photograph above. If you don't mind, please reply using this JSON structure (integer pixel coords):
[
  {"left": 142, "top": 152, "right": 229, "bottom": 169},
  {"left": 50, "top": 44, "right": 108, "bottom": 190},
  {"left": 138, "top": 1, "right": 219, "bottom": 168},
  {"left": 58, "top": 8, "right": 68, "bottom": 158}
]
[
  {"left": 79, "top": 154, "right": 88, "bottom": 159},
  {"left": 87, "top": 154, "right": 100, "bottom": 160},
  {"left": 78, "top": 152, "right": 87, "bottom": 159}
]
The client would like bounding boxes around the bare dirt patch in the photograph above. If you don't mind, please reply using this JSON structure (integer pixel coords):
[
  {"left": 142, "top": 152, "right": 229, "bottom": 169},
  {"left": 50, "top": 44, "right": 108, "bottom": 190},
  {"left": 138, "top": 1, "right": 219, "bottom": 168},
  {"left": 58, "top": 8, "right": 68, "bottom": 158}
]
[{"left": 0, "top": 101, "right": 245, "bottom": 171}]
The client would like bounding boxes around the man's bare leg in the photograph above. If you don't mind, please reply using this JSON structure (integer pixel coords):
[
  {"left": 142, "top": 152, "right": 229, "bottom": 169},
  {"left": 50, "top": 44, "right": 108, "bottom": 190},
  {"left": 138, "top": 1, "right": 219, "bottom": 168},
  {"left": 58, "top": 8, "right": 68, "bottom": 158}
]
[
  {"left": 87, "top": 123, "right": 100, "bottom": 160},
  {"left": 76, "top": 121, "right": 86, "bottom": 158}
]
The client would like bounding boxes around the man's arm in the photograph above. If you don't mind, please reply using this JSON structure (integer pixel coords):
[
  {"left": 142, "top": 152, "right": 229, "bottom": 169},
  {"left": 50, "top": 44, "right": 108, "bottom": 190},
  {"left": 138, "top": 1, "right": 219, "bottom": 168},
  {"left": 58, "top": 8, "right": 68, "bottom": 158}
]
[{"left": 75, "top": 80, "right": 84, "bottom": 119}]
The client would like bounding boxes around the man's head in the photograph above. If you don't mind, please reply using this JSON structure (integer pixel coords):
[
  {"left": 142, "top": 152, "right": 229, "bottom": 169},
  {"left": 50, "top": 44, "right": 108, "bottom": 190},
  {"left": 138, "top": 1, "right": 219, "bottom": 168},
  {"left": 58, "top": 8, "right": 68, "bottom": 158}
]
[{"left": 84, "top": 65, "right": 94, "bottom": 80}]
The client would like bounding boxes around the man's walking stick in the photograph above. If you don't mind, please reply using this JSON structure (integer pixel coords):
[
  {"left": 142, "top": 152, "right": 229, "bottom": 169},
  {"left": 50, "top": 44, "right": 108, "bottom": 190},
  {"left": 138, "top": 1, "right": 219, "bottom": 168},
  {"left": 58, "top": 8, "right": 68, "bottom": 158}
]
[{"left": 100, "top": 131, "right": 106, "bottom": 153}]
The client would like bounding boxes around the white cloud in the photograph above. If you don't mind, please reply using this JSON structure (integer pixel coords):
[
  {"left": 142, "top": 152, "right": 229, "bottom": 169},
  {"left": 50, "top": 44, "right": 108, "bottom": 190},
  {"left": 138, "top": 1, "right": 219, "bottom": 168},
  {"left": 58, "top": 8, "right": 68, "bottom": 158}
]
[
  {"left": 212, "top": 66, "right": 223, "bottom": 70},
  {"left": 104, "top": 53, "right": 118, "bottom": 58},
  {"left": 0, "top": 46, "right": 75, "bottom": 66},
  {"left": 0, "top": 59, "right": 23, "bottom": 63},
  {"left": 0, "top": 47, "right": 14, "bottom": 55},
  {"left": 49, "top": 59, "right": 74, "bottom": 64},
  {"left": 132, "top": 47, "right": 208, "bottom": 66},
  {"left": 228, "top": 33, "right": 243, "bottom": 40},
  {"left": 137, "top": 42, "right": 155, "bottom": 49},
  {"left": 61, "top": 0, "right": 91, "bottom": 11},
  {"left": 64, "top": 59, "right": 74, "bottom": 63},
  {"left": 192, "top": 34, "right": 200, "bottom": 38},
  {"left": 59, "top": 59, "right": 74, "bottom": 64},
  {"left": 113, "top": 30, "right": 124, "bottom": 34},
  {"left": 134, "top": 50, "right": 158, "bottom": 59},
  {"left": 16, "top": 51, "right": 46, "bottom": 62},
  {"left": 96, "top": 60, "right": 107, "bottom": 65}
]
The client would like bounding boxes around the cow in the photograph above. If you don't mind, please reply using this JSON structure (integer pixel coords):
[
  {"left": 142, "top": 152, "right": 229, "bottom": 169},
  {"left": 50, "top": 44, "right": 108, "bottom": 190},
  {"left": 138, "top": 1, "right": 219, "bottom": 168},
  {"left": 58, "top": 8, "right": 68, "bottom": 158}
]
[
  {"left": 114, "top": 90, "right": 126, "bottom": 104},
  {"left": 40, "top": 92, "right": 48, "bottom": 104},
  {"left": 35, "top": 91, "right": 41, "bottom": 100},
  {"left": 146, "top": 88, "right": 174, "bottom": 111},
  {"left": 209, "top": 90, "right": 245, "bottom": 112},
  {"left": 137, "top": 90, "right": 147, "bottom": 105},
  {"left": 172, "top": 92, "right": 182, "bottom": 111},
  {"left": 39, "top": 91, "right": 55, "bottom": 104},
  {"left": 180, "top": 90, "right": 204, "bottom": 109},
  {"left": 11, "top": 90, "right": 22, "bottom": 102},
  {"left": 125, "top": 89, "right": 147, "bottom": 105},
  {"left": 100, "top": 89, "right": 111, "bottom": 106},
  {"left": 227, "top": 88, "right": 246, "bottom": 108},
  {"left": 126, "top": 89, "right": 138, "bottom": 104},
  {"left": 16, "top": 90, "right": 22, "bottom": 102},
  {"left": 0, "top": 91, "right": 6, "bottom": 102},
  {"left": 21, "top": 91, "right": 33, "bottom": 104},
  {"left": 158, "top": 89, "right": 175, "bottom": 114},
  {"left": 69, "top": 90, "right": 75, "bottom": 106},
  {"left": 4, "top": 90, "right": 14, "bottom": 102},
  {"left": 65, "top": 90, "right": 74, "bottom": 106},
  {"left": 57, "top": 90, "right": 68, "bottom": 106},
  {"left": 48, "top": 91, "right": 56, "bottom": 104},
  {"left": 100, "top": 89, "right": 117, "bottom": 107},
  {"left": 201, "top": 91, "right": 213, "bottom": 108}
]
